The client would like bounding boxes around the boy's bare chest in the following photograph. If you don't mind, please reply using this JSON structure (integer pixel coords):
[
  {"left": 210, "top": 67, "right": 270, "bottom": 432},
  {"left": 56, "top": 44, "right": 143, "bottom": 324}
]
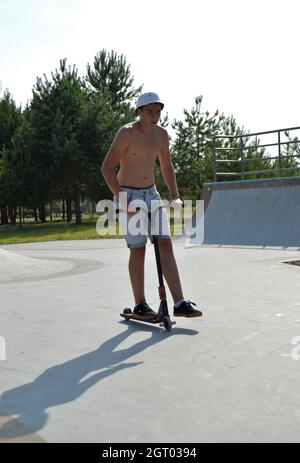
[{"left": 127, "top": 132, "right": 162, "bottom": 159}]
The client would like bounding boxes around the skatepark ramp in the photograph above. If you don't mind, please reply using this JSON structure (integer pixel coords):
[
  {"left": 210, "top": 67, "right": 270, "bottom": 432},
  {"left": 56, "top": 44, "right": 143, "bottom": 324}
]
[
  {"left": 193, "top": 177, "right": 300, "bottom": 247},
  {"left": 0, "top": 249, "right": 73, "bottom": 282}
]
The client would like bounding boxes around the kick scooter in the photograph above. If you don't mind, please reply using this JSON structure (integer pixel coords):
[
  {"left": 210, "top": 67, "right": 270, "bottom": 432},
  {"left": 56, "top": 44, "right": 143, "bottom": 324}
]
[{"left": 120, "top": 209, "right": 176, "bottom": 331}]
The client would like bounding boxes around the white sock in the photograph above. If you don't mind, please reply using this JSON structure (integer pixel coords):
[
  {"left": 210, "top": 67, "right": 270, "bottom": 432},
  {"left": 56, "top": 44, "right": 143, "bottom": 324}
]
[{"left": 174, "top": 298, "right": 186, "bottom": 308}]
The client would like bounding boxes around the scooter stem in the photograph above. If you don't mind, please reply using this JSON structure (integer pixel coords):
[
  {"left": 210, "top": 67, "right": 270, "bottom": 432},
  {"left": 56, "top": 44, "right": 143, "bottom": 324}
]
[{"left": 152, "top": 235, "right": 165, "bottom": 294}]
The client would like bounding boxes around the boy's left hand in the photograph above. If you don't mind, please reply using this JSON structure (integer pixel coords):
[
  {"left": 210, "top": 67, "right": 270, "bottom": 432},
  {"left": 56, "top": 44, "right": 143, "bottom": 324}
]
[{"left": 170, "top": 198, "right": 183, "bottom": 209}]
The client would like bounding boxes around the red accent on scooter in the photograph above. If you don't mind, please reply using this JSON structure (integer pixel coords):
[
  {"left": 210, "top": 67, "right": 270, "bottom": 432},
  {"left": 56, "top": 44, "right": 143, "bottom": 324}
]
[{"left": 158, "top": 286, "right": 166, "bottom": 300}]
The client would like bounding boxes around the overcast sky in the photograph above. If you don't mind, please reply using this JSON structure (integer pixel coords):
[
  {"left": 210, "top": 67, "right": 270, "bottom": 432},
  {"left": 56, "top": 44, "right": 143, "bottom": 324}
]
[{"left": 1, "top": 0, "right": 300, "bottom": 135}]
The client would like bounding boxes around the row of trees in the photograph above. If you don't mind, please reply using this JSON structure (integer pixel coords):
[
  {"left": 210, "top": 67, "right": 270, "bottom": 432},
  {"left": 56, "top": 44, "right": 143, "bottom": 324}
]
[
  {"left": 1, "top": 49, "right": 299, "bottom": 226},
  {"left": 0, "top": 50, "right": 141, "bottom": 225}
]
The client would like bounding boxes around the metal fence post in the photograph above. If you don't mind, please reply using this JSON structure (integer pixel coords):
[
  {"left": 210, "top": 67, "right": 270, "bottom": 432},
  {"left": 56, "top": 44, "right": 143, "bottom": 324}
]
[
  {"left": 212, "top": 137, "right": 217, "bottom": 182},
  {"left": 240, "top": 136, "right": 244, "bottom": 179},
  {"left": 278, "top": 131, "right": 282, "bottom": 177}
]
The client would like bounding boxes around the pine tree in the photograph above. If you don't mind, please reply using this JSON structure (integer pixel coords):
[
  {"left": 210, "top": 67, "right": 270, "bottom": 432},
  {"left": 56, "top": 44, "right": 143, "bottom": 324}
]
[
  {"left": 29, "top": 59, "right": 88, "bottom": 224},
  {"left": 86, "top": 49, "right": 142, "bottom": 108},
  {"left": 170, "top": 96, "right": 271, "bottom": 199},
  {"left": 0, "top": 90, "right": 23, "bottom": 225}
]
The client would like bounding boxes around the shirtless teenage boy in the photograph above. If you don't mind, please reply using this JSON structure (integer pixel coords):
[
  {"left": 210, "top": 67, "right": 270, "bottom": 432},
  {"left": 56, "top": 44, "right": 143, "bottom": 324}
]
[{"left": 101, "top": 92, "right": 202, "bottom": 319}]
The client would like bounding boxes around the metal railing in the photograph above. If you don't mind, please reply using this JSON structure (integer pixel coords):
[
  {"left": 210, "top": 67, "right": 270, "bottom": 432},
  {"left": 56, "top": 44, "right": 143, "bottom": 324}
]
[{"left": 211, "top": 126, "right": 300, "bottom": 182}]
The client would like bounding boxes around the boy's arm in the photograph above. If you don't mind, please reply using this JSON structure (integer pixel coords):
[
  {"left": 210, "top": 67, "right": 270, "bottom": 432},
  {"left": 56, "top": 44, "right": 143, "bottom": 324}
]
[
  {"left": 101, "top": 127, "right": 130, "bottom": 198},
  {"left": 158, "top": 129, "right": 180, "bottom": 200}
]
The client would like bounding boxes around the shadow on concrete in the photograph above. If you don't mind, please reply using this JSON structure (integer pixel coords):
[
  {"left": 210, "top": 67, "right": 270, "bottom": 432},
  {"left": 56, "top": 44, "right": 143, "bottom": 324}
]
[{"left": 0, "top": 323, "right": 197, "bottom": 441}]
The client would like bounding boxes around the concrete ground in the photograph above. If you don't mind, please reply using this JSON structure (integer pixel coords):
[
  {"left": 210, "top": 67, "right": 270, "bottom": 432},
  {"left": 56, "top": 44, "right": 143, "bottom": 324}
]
[{"left": 1, "top": 238, "right": 300, "bottom": 443}]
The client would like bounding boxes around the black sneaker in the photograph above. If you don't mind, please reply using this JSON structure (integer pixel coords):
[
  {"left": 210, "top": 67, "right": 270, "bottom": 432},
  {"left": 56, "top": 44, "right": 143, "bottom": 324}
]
[
  {"left": 174, "top": 300, "right": 203, "bottom": 318},
  {"left": 133, "top": 303, "right": 157, "bottom": 320}
]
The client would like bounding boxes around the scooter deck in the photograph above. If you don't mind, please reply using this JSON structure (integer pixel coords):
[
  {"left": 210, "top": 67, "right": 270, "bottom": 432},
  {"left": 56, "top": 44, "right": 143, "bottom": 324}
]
[
  {"left": 120, "top": 308, "right": 176, "bottom": 330},
  {"left": 120, "top": 312, "right": 161, "bottom": 324}
]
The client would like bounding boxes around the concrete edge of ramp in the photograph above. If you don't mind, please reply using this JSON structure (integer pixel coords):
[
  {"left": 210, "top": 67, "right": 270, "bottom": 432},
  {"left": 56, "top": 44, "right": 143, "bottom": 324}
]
[{"left": 202, "top": 176, "right": 300, "bottom": 208}]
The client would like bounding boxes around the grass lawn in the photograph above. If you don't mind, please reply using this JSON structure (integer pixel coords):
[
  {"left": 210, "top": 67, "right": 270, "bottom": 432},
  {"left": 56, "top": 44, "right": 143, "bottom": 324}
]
[
  {"left": 0, "top": 218, "right": 118, "bottom": 245},
  {"left": 0, "top": 210, "right": 193, "bottom": 245}
]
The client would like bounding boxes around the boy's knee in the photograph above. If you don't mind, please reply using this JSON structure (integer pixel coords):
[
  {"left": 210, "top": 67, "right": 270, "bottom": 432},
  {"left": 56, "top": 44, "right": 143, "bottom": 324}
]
[{"left": 130, "top": 245, "right": 146, "bottom": 253}]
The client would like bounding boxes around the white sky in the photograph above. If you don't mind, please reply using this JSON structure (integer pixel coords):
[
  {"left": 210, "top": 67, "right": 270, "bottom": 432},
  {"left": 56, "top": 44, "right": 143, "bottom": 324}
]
[{"left": 1, "top": 0, "right": 300, "bottom": 135}]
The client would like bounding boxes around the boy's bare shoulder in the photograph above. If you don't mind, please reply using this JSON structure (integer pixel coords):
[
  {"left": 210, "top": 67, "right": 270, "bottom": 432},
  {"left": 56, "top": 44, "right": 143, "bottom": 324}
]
[
  {"left": 157, "top": 125, "right": 169, "bottom": 139},
  {"left": 120, "top": 122, "right": 136, "bottom": 133},
  {"left": 118, "top": 123, "right": 168, "bottom": 140},
  {"left": 114, "top": 123, "right": 135, "bottom": 146}
]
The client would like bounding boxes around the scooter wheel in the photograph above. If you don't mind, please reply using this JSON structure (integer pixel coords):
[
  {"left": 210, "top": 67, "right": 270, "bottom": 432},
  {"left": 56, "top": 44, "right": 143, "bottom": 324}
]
[
  {"left": 163, "top": 316, "right": 172, "bottom": 331},
  {"left": 123, "top": 308, "right": 132, "bottom": 315}
]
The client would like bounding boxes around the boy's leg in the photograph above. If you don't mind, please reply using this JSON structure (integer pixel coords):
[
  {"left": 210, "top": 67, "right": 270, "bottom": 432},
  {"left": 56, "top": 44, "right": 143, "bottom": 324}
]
[
  {"left": 157, "top": 239, "right": 184, "bottom": 303},
  {"left": 128, "top": 246, "right": 146, "bottom": 304},
  {"left": 158, "top": 238, "right": 203, "bottom": 317}
]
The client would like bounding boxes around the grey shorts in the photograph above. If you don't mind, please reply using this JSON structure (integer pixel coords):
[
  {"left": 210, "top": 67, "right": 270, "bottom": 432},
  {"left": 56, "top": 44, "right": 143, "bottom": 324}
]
[{"left": 114, "top": 184, "right": 171, "bottom": 248}]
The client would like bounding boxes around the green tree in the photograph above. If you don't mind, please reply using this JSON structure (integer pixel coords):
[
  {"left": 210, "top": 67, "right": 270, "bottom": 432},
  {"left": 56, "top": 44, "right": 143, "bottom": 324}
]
[
  {"left": 170, "top": 96, "right": 271, "bottom": 199},
  {"left": 0, "top": 119, "right": 36, "bottom": 225},
  {"left": 86, "top": 49, "right": 142, "bottom": 108},
  {"left": 29, "top": 59, "right": 89, "bottom": 224},
  {"left": 78, "top": 93, "right": 119, "bottom": 204},
  {"left": 214, "top": 115, "right": 270, "bottom": 182},
  {"left": 274, "top": 130, "right": 300, "bottom": 177},
  {"left": 0, "top": 90, "right": 22, "bottom": 149},
  {"left": 170, "top": 96, "right": 224, "bottom": 199},
  {"left": 27, "top": 53, "right": 140, "bottom": 225},
  {"left": 0, "top": 90, "right": 23, "bottom": 225},
  {"left": 85, "top": 49, "right": 142, "bottom": 202}
]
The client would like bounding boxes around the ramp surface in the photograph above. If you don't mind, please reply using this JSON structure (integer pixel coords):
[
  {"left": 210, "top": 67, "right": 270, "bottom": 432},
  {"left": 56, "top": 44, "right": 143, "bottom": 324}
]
[{"left": 196, "top": 177, "right": 300, "bottom": 247}]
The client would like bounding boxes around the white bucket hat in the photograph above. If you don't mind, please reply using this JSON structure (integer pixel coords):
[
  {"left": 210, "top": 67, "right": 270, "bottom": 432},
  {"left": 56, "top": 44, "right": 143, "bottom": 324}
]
[{"left": 136, "top": 92, "right": 164, "bottom": 110}]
